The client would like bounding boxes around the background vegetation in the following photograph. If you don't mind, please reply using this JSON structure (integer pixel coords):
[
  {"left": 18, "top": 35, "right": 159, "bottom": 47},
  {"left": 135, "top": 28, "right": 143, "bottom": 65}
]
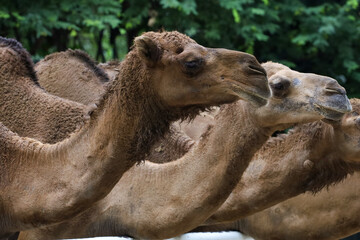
[{"left": 0, "top": 0, "right": 359, "bottom": 96}]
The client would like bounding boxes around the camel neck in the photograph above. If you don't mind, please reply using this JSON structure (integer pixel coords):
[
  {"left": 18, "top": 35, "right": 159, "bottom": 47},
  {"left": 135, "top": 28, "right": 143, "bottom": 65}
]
[
  {"left": 87, "top": 53, "right": 174, "bottom": 164},
  {"left": 0, "top": 51, "right": 174, "bottom": 231},
  {"left": 205, "top": 121, "right": 353, "bottom": 224},
  {"left": 110, "top": 101, "right": 272, "bottom": 239}
]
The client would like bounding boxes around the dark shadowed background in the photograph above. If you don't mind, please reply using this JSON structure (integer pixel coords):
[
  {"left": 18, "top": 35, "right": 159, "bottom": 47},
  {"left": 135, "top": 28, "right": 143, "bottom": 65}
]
[{"left": 1, "top": 0, "right": 359, "bottom": 96}]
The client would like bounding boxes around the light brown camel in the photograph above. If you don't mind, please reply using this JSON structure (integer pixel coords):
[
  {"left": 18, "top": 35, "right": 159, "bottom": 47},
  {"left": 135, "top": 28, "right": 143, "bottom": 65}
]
[
  {"left": 35, "top": 50, "right": 110, "bottom": 105},
  {"left": 18, "top": 62, "right": 352, "bottom": 239},
  {"left": 0, "top": 30, "right": 269, "bottom": 237},
  {"left": 190, "top": 98, "right": 360, "bottom": 239}
]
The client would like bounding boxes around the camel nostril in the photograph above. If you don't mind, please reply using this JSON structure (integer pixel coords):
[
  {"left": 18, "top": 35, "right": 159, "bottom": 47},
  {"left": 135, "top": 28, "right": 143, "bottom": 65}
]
[
  {"left": 324, "top": 79, "right": 346, "bottom": 95},
  {"left": 248, "top": 64, "right": 267, "bottom": 76},
  {"left": 325, "top": 87, "right": 346, "bottom": 96}
]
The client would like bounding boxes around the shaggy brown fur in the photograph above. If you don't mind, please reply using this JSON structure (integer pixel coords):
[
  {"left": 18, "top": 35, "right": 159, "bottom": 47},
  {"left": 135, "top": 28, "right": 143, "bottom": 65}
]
[
  {"left": 146, "top": 125, "right": 195, "bottom": 163},
  {"left": 0, "top": 30, "right": 270, "bottom": 236},
  {"left": 98, "top": 60, "right": 122, "bottom": 82},
  {"left": 35, "top": 49, "right": 109, "bottom": 105},
  {"left": 17, "top": 64, "right": 352, "bottom": 239},
  {"left": 0, "top": 37, "right": 87, "bottom": 144}
]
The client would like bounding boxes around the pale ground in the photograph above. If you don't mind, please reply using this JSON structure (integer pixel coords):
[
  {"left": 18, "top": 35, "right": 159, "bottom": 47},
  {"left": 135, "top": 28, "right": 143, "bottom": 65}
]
[{"left": 65, "top": 232, "right": 254, "bottom": 240}]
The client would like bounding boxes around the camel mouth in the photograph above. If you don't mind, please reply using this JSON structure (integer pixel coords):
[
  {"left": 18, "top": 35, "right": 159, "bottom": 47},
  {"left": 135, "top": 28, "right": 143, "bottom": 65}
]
[
  {"left": 234, "top": 87, "right": 269, "bottom": 107},
  {"left": 314, "top": 103, "right": 348, "bottom": 121},
  {"left": 230, "top": 82, "right": 270, "bottom": 107}
]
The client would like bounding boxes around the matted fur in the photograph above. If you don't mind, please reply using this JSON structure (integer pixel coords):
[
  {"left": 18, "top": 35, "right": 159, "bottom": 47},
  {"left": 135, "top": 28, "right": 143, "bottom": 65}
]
[{"left": 0, "top": 37, "right": 88, "bottom": 144}]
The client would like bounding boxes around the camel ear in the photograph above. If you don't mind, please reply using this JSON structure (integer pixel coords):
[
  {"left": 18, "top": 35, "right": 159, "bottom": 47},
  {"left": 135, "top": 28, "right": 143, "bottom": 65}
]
[{"left": 134, "top": 36, "right": 162, "bottom": 67}]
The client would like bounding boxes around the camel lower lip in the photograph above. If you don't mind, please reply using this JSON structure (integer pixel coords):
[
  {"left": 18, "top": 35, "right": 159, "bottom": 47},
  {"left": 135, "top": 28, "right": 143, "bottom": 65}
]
[{"left": 314, "top": 104, "right": 346, "bottom": 121}]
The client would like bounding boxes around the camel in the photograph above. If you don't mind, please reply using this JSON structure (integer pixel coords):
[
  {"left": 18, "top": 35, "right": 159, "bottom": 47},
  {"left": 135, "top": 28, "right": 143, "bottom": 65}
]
[
  {"left": 0, "top": 30, "right": 270, "bottom": 236},
  {"left": 196, "top": 175, "right": 360, "bottom": 240},
  {"left": 17, "top": 62, "right": 352, "bottom": 239},
  {"left": 230, "top": 172, "right": 360, "bottom": 240},
  {"left": 35, "top": 49, "right": 110, "bottom": 105},
  {"left": 199, "top": 98, "right": 360, "bottom": 225},
  {"left": 190, "top": 98, "right": 360, "bottom": 238}
]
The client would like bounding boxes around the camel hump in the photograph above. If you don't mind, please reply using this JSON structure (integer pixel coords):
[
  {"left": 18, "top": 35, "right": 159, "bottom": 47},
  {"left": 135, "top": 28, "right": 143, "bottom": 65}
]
[
  {"left": 40, "top": 49, "right": 110, "bottom": 83},
  {"left": 0, "top": 36, "right": 39, "bottom": 85}
]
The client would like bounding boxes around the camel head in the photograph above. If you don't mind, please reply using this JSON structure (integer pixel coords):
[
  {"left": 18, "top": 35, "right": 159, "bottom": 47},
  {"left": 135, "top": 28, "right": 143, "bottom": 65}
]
[
  {"left": 330, "top": 98, "right": 360, "bottom": 163},
  {"left": 255, "top": 62, "right": 351, "bottom": 127},
  {"left": 132, "top": 31, "right": 270, "bottom": 108}
]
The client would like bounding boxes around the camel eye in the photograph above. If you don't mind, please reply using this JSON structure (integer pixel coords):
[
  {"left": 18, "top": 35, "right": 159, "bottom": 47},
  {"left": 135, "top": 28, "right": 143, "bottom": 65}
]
[
  {"left": 270, "top": 78, "right": 291, "bottom": 98},
  {"left": 273, "top": 82, "right": 285, "bottom": 90},
  {"left": 182, "top": 59, "right": 204, "bottom": 76},
  {"left": 184, "top": 60, "right": 202, "bottom": 69}
]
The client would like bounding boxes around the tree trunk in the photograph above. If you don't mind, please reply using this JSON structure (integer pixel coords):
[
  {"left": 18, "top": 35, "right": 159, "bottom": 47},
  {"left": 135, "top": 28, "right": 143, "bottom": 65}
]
[{"left": 96, "top": 29, "right": 105, "bottom": 62}]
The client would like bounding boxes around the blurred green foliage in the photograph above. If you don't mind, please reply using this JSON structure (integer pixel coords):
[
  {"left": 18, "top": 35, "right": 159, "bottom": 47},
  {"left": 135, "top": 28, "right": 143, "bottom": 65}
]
[{"left": 0, "top": 0, "right": 359, "bottom": 96}]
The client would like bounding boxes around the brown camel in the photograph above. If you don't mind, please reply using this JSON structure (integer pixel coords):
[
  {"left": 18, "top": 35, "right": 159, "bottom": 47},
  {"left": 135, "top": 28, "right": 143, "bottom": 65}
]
[
  {"left": 197, "top": 175, "right": 360, "bottom": 239},
  {"left": 0, "top": 30, "right": 269, "bottom": 237},
  {"left": 17, "top": 62, "right": 352, "bottom": 239},
  {"left": 231, "top": 172, "right": 360, "bottom": 240},
  {"left": 35, "top": 50, "right": 110, "bottom": 105}
]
